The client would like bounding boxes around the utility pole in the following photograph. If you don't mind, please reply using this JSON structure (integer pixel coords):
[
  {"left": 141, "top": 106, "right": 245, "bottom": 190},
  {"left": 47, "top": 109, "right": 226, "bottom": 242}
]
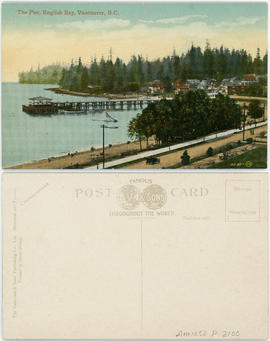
[
  {"left": 102, "top": 124, "right": 105, "bottom": 168},
  {"left": 242, "top": 103, "right": 246, "bottom": 141},
  {"left": 101, "top": 124, "right": 118, "bottom": 169}
]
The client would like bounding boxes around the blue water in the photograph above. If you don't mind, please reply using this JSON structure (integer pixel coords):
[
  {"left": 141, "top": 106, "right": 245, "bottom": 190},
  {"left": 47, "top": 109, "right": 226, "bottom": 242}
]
[{"left": 2, "top": 83, "right": 140, "bottom": 167}]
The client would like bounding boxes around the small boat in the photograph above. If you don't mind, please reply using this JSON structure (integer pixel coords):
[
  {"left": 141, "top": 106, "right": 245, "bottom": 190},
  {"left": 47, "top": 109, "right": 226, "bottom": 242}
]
[{"left": 105, "top": 112, "right": 118, "bottom": 123}]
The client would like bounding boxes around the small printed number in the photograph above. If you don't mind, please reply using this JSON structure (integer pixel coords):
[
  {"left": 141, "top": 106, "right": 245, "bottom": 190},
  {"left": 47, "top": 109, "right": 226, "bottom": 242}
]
[{"left": 222, "top": 330, "right": 240, "bottom": 338}]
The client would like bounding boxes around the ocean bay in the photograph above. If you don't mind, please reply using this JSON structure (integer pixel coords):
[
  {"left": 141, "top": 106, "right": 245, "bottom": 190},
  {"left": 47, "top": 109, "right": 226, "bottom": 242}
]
[{"left": 2, "top": 83, "right": 139, "bottom": 167}]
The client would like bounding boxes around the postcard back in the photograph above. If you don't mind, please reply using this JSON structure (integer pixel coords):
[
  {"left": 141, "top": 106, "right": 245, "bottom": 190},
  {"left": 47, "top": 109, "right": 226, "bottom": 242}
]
[{"left": 2, "top": 172, "right": 268, "bottom": 339}]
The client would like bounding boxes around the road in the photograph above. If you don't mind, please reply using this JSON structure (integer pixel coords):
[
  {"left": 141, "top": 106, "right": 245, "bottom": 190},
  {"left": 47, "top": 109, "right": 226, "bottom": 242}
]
[
  {"left": 86, "top": 121, "right": 267, "bottom": 169},
  {"left": 230, "top": 95, "right": 267, "bottom": 101}
]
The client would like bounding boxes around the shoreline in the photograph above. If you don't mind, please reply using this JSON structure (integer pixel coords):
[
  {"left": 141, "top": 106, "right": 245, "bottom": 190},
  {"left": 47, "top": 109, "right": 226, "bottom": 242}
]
[
  {"left": 7, "top": 123, "right": 267, "bottom": 170},
  {"left": 6, "top": 138, "right": 157, "bottom": 169},
  {"left": 45, "top": 87, "right": 146, "bottom": 99}
]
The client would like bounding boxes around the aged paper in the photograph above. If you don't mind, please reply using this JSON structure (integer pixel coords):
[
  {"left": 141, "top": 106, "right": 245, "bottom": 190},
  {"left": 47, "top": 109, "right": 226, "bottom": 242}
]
[{"left": 2, "top": 172, "right": 268, "bottom": 339}]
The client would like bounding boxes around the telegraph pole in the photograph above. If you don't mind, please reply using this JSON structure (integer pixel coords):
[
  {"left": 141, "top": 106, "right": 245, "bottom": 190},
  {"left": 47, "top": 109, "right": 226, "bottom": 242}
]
[
  {"left": 242, "top": 103, "right": 246, "bottom": 141},
  {"left": 102, "top": 124, "right": 105, "bottom": 168},
  {"left": 100, "top": 124, "right": 118, "bottom": 169}
]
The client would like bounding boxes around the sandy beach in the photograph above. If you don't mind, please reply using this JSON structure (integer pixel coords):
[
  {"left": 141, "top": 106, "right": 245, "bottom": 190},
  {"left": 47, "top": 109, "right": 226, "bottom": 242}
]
[
  {"left": 8, "top": 124, "right": 267, "bottom": 169},
  {"left": 7, "top": 138, "right": 156, "bottom": 169}
]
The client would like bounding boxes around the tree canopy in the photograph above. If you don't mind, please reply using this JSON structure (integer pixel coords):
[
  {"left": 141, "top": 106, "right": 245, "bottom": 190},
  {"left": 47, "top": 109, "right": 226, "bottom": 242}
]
[
  {"left": 248, "top": 100, "right": 264, "bottom": 119},
  {"left": 128, "top": 91, "right": 242, "bottom": 145},
  {"left": 19, "top": 44, "right": 268, "bottom": 93}
]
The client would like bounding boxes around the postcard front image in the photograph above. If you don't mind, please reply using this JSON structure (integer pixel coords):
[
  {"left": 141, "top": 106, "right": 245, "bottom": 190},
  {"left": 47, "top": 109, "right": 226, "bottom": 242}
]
[{"left": 1, "top": 2, "right": 268, "bottom": 170}]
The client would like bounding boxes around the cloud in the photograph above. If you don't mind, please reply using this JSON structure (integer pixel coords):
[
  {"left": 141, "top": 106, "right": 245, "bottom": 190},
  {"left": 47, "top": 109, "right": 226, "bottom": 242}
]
[
  {"left": 46, "top": 18, "right": 130, "bottom": 31},
  {"left": 139, "top": 15, "right": 208, "bottom": 25},
  {"left": 139, "top": 15, "right": 263, "bottom": 29},
  {"left": 213, "top": 16, "right": 262, "bottom": 28}
]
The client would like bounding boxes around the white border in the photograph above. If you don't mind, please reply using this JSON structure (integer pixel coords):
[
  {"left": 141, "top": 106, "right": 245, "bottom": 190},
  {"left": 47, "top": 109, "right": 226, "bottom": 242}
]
[{"left": 0, "top": 1, "right": 269, "bottom": 341}]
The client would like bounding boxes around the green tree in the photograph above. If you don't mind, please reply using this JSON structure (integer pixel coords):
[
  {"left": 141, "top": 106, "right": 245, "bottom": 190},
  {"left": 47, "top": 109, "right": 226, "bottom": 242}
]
[
  {"left": 206, "top": 147, "right": 214, "bottom": 157},
  {"left": 241, "top": 51, "right": 249, "bottom": 75},
  {"left": 253, "top": 48, "right": 263, "bottom": 75},
  {"left": 124, "top": 82, "right": 139, "bottom": 92},
  {"left": 180, "top": 63, "right": 192, "bottom": 82},
  {"left": 163, "top": 75, "right": 172, "bottom": 93},
  {"left": 146, "top": 60, "right": 153, "bottom": 82},
  {"left": 76, "top": 57, "right": 83, "bottom": 73},
  {"left": 217, "top": 46, "right": 227, "bottom": 80},
  {"left": 173, "top": 55, "right": 181, "bottom": 80},
  {"left": 59, "top": 68, "right": 68, "bottom": 87},
  {"left": 263, "top": 53, "right": 267, "bottom": 74},
  {"left": 18, "top": 44, "right": 268, "bottom": 92},
  {"left": 114, "top": 58, "right": 124, "bottom": 92},
  {"left": 203, "top": 41, "right": 215, "bottom": 78},
  {"left": 104, "top": 60, "right": 115, "bottom": 92},
  {"left": 80, "top": 67, "right": 89, "bottom": 90},
  {"left": 248, "top": 100, "right": 264, "bottom": 119},
  {"left": 128, "top": 90, "right": 242, "bottom": 148},
  {"left": 89, "top": 58, "right": 99, "bottom": 85},
  {"left": 128, "top": 115, "right": 144, "bottom": 150},
  {"left": 181, "top": 150, "right": 190, "bottom": 165}
]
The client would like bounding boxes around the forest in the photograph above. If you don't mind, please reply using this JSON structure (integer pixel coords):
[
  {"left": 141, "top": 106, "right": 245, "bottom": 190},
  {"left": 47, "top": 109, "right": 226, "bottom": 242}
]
[
  {"left": 128, "top": 90, "right": 243, "bottom": 145},
  {"left": 18, "top": 44, "right": 267, "bottom": 94},
  {"left": 19, "top": 64, "right": 63, "bottom": 84}
]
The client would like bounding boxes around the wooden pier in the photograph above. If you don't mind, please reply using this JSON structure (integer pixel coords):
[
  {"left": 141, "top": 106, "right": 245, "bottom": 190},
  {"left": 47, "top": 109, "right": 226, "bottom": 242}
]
[{"left": 22, "top": 97, "right": 161, "bottom": 115}]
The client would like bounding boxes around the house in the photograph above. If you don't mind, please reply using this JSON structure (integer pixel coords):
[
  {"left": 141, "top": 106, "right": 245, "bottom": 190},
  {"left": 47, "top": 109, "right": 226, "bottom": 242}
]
[
  {"left": 174, "top": 79, "right": 183, "bottom": 87},
  {"left": 174, "top": 80, "right": 189, "bottom": 94},
  {"left": 198, "top": 79, "right": 210, "bottom": 90},
  {"left": 147, "top": 80, "right": 164, "bottom": 94},
  {"left": 206, "top": 90, "right": 219, "bottom": 99},
  {"left": 140, "top": 86, "right": 148, "bottom": 94},
  {"left": 212, "top": 81, "right": 221, "bottom": 88},
  {"left": 227, "top": 85, "right": 246, "bottom": 95},
  {"left": 186, "top": 79, "right": 200, "bottom": 86},
  {"left": 230, "top": 77, "right": 242, "bottom": 85},
  {"left": 219, "top": 85, "right": 228, "bottom": 95},
  {"left": 188, "top": 84, "right": 199, "bottom": 91},
  {"left": 242, "top": 74, "right": 257, "bottom": 85}
]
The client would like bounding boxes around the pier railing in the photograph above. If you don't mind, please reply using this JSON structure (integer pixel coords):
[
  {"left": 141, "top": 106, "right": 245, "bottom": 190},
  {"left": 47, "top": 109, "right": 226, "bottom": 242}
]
[{"left": 52, "top": 98, "right": 161, "bottom": 111}]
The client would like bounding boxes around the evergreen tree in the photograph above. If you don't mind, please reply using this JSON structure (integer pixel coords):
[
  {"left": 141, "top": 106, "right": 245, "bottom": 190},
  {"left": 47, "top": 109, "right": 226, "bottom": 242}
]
[
  {"left": 146, "top": 60, "right": 153, "bottom": 82},
  {"left": 253, "top": 48, "right": 263, "bottom": 75},
  {"left": 80, "top": 67, "right": 89, "bottom": 90},
  {"left": 203, "top": 41, "right": 215, "bottom": 78},
  {"left": 263, "top": 52, "right": 267, "bottom": 74},
  {"left": 19, "top": 44, "right": 268, "bottom": 92},
  {"left": 181, "top": 150, "right": 190, "bottom": 165},
  {"left": 173, "top": 55, "right": 181, "bottom": 80},
  {"left": 248, "top": 100, "right": 264, "bottom": 119}
]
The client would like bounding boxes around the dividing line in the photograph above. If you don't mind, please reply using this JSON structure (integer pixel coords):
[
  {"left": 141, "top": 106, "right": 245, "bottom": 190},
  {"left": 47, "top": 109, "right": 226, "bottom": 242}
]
[
  {"left": 128, "top": 216, "right": 154, "bottom": 333},
  {"left": 140, "top": 217, "right": 144, "bottom": 332}
]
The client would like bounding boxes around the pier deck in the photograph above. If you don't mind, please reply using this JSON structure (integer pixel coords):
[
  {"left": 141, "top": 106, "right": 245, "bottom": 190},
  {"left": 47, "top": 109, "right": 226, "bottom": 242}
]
[{"left": 22, "top": 97, "right": 163, "bottom": 115}]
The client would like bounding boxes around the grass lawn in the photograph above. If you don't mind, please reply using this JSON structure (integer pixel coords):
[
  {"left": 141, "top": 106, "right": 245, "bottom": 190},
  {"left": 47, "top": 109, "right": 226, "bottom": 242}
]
[{"left": 209, "top": 146, "right": 267, "bottom": 169}]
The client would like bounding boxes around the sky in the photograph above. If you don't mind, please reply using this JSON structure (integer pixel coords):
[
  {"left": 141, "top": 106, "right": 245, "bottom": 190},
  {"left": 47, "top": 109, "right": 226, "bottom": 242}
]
[{"left": 2, "top": 2, "right": 268, "bottom": 82}]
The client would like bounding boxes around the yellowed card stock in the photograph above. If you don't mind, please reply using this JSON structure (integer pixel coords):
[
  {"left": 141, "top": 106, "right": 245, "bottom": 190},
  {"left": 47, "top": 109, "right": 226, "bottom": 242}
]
[{"left": 2, "top": 172, "right": 268, "bottom": 339}]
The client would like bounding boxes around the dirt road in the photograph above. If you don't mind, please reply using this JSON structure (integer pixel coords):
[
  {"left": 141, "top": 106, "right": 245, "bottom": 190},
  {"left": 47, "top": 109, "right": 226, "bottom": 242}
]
[{"left": 121, "top": 125, "right": 267, "bottom": 169}]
